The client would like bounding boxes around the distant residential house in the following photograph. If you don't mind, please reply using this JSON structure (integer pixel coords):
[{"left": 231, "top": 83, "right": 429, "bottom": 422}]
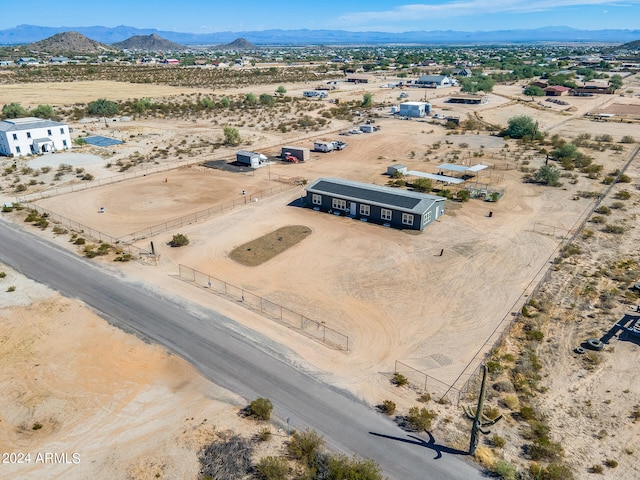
[
  {"left": 0, "top": 60, "right": 14, "bottom": 67},
  {"left": 346, "top": 74, "right": 373, "bottom": 84},
  {"left": 452, "top": 68, "right": 473, "bottom": 77},
  {"left": 17, "top": 57, "right": 38, "bottom": 65},
  {"left": 415, "top": 75, "right": 454, "bottom": 88},
  {"left": 528, "top": 80, "right": 548, "bottom": 89},
  {"left": 574, "top": 80, "right": 613, "bottom": 95},
  {"left": 544, "top": 85, "right": 571, "bottom": 96},
  {"left": 0, "top": 117, "right": 71, "bottom": 157},
  {"left": 193, "top": 58, "right": 207, "bottom": 66},
  {"left": 447, "top": 94, "right": 489, "bottom": 104},
  {"left": 162, "top": 58, "right": 180, "bottom": 65},
  {"left": 49, "top": 56, "right": 69, "bottom": 64}
]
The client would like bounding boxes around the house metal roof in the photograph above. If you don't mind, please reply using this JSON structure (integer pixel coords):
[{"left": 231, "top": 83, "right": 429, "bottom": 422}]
[
  {"left": 306, "top": 177, "right": 443, "bottom": 214},
  {"left": 0, "top": 117, "right": 65, "bottom": 132},
  {"left": 406, "top": 171, "right": 464, "bottom": 185},
  {"left": 417, "top": 75, "right": 448, "bottom": 83}
]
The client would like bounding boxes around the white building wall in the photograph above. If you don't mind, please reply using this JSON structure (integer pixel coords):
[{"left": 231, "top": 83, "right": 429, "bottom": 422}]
[{"left": 0, "top": 118, "right": 71, "bottom": 157}]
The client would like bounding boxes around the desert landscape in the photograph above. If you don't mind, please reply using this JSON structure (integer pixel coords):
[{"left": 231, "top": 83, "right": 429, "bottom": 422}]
[{"left": 1, "top": 61, "right": 640, "bottom": 479}]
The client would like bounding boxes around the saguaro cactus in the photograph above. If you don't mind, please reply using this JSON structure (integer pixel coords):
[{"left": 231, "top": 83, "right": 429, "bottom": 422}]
[{"left": 463, "top": 364, "right": 503, "bottom": 455}]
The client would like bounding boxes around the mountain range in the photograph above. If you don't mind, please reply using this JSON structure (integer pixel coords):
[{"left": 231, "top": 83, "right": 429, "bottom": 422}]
[{"left": 1, "top": 24, "right": 640, "bottom": 45}]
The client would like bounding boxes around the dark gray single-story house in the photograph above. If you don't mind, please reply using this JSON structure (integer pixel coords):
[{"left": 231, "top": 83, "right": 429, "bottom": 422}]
[{"left": 304, "top": 177, "right": 445, "bottom": 231}]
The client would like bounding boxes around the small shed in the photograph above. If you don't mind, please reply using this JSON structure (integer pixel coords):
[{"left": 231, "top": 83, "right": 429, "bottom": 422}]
[
  {"left": 387, "top": 164, "right": 407, "bottom": 176},
  {"left": 236, "top": 150, "right": 262, "bottom": 168},
  {"left": 399, "top": 101, "right": 431, "bottom": 117},
  {"left": 281, "top": 146, "right": 310, "bottom": 162}
]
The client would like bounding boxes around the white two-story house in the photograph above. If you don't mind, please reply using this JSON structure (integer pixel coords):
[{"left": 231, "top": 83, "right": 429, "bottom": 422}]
[{"left": 0, "top": 117, "right": 72, "bottom": 157}]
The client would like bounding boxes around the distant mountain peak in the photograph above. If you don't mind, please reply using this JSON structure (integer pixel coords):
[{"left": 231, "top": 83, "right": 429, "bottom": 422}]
[
  {"left": 217, "top": 37, "right": 257, "bottom": 50},
  {"left": 27, "top": 31, "right": 115, "bottom": 54},
  {"left": 113, "top": 33, "right": 185, "bottom": 51}
]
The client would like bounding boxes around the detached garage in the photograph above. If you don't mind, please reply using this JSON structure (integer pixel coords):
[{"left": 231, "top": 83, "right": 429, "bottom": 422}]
[{"left": 304, "top": 177, "right": 445, "bottom": 231}]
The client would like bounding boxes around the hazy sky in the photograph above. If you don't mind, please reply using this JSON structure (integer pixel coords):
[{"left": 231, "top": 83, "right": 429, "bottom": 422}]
[{"left": 2, "top": 0, "right": 638, "bottom": 32}]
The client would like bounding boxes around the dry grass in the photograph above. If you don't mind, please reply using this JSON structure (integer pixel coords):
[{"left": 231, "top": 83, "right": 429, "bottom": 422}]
[{"left": 229, "top": 225, "right": 312, "bottom": 266}]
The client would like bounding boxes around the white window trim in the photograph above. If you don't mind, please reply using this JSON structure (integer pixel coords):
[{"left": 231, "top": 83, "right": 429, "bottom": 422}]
[
  {"left": 360, "top": 204, "right": 370, "bottom": 216},
  {"left": 381, "top": 208, "right": 392, "bottom": 221},
  {"left": 402, "top": 213, "right": 414, "bottom": 226},
  {"left": 424, "top": 211, "right": 432, "bottom": 223},
  {"left": 312, "top": 193, "right": 322, "bottom": 205},
  {"left": 332, "top": 198, "right": 347, "bottom": 211}
]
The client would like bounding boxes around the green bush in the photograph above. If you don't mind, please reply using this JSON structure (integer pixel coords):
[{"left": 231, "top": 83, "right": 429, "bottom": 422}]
[
  {"left": 491, "top": 434, "right": 506, "bottom": 448},
  {"left": 529, "top": 436, "right": 563, "bottom": 461},
  {"left": 248, "top": 397, "right": 273, "bottom": 421},
  {"left": 0, "top": 271, "right": 6, "bottom": 278},
  {"left": 380, "top": 400, "right": 396, "bottom": 416},
  {"left": 74, "top": 237, "right": 86, "bottom": 245},
  {"left": 258, "top": 428, "right": 272, "bottom": 442},
  {"left": 492, "top": 460, "right": 517, "bottom": 480},
  {"left": 605, "top": 458, "right": 618, "bottom": 468},
  {"left": 169, "top": 233, "right": 189, "bottom": 247},
  {"left": 457, "top": 189, "right": 471, "bottom": 202},
  {"left": 614, "top": 190, "right": 631, "bottom": 200},
  {"left": 322, "top": 454, "right": 383, "bottom": 480},
  {"left": 406, "top": 406, "right": 435, "bottom": 431},
  {"left": 288, "top": 429, "right": 324, "bottom": 468},
  {"left": 391, "top": 372, "right": 408, "bottom": 387},
  {"left": 255, "top": 456, "right": 288, "bottom": 480},
  {"left": 7, "top": 285, "right": 16, "bottom": 292}
]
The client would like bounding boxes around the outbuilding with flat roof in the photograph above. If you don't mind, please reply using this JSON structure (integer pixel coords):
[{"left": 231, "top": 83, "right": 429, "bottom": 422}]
[{"left": 305, "top": 177, "right": 445, "bottom": 231}]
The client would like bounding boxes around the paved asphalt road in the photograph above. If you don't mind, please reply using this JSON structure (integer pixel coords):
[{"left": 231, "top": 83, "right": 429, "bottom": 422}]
[{"left": 0, "top": 218, "right": 484, "bottom": 480}]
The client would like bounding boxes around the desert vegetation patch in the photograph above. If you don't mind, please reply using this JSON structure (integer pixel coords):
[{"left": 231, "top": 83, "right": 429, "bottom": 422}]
[{"left": 229, "top": 225, "right": 311, "bottom": 266}]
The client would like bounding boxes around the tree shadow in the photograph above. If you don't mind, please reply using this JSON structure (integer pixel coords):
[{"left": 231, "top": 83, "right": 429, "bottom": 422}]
[{"left": 369, "top": 431, "right": 468, "bottom": 460}]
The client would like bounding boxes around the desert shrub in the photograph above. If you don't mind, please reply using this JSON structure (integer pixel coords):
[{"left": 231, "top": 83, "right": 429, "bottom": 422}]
[
  {"left": 74, "top": 237, "right": 86, "bottom": 245},
  {"left": 32, "top": 422, "right": 42, "bottom": 430},
  {"left": 519, "top": 405, "right": 537, "bottom": 421},
  {"left": 594, "top": 205, "right": 611, "bottom": 215},
  {"left": 590, "top": 215, "right": 606, "bottom": 224},
  {"left": 257, "top": 428, "right": 272, "bottom": 442},
  {"left": 614, "top": 190, "right": 631, "bottom": 200},
  {"left": 529, "top": 436, "right": 563, "bottom": 461},
  {"left": 255, "top": 456, "right": 288, "bottom": 480},
  {"left": 457, "top": 189, "right": 471, "bottom": 202},
  {"left": 417, "top": 393, "right": 431, "bottom": 403},
  {"left": 491, "top": 434, "right": 506, "bottom": 448},
  {"left": 620, "top": 135, "right": 635, "bottom": 143},
  {"left": 602, "top": 224, "right": 625, "bottom": 234},
  {"left": 604, "top": 459, "right": 618, "bottom": 468},
  {"left": 610, "top": 201, "right": 625, "bottom": 209},
  {"left": 0, "top": 272, "right": 6, "bottom": 278},
  {"left": 591, "top": 464, "right": 604, "bottom": 473},
  {"left": 412, "top": 177, "right": 432, "bottom": 193},
  {"left": 114, "top": 254, "right": 132, "bottom": 262},
  {"left": 288, "top": 429, "right": 324, "bottom": 468},
  {"left": 391, "top": 372, "right": 408, "bottom": 387},
  {"left": 618, "top": 174, "right": 632, "bottom": 183},
  {"left": 526, "top": 329, "right": 544, "bottom": 342},
  {"left": 380, "top": 400, "right": 396, "bottom": 416},
  {"left": 503, "top": 395, "right": 520, "bottom": 410},
  {"left": 256, "top": 457, "right": 289, "bottom": 480},
  {"left": 530, "top": 463, "right": 574, "bottom": 480},
  {"left": 7, "top": 286, "right": 16, "bottom": 292},
  {"left": 405, "top": 406, "right": 436, "bottom": 431},
  {"left": 486, "top": 360, "right": 503, "bottom": 375},
  {"left": 321, "top": 455, "right": 383, "bottom": 480},
  {"left": 248, "top": 397, "right": 273, "bottom": 421},
  {"left": 169, "top": 233, "right": 189, "bottom": 247},
  {"left": 199, "top": 434, "right": 253, "bottom": 480},
  {"left": 492, "top": 460, "right": 517, "bottom": 480}
]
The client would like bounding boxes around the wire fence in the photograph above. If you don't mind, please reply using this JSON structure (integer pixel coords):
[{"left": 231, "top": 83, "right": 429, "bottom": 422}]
[
  {"left": 398, "top": 144, "right": 640, "bottom": 405},
  {"left": 15, "top": 127, "right": 346, "bottom": 204},
  {"left": 116, "top": 182, "right": 300, "bottom": 243},
  {"left": 177, "top": 264, "right": 349, "bottom": 351},
  {"left": 25, "top": 203, "right": 155, "bottom": 259}
]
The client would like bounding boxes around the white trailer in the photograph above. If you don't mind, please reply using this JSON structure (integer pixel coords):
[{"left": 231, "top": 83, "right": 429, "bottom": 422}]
[{"left": 313, "top": 141, "right": 334, "bottom": 153}]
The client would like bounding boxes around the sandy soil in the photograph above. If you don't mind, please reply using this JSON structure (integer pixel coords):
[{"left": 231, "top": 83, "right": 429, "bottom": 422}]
[
  {"left": 3, "top": 73, "right": 640, "bottom": 478},
  {"left": 0, "top": 265, "right": 285, "bottom": 480}
]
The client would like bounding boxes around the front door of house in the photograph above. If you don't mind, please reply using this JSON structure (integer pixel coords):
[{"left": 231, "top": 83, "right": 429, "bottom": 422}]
[{"left": 350, "top": 202, "right": 356, "bottom": 216}]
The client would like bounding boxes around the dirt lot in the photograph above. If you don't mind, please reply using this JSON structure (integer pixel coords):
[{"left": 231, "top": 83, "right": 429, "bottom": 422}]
[{"left": 2, "top": 74, "right": 640, "bottom": 478}]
